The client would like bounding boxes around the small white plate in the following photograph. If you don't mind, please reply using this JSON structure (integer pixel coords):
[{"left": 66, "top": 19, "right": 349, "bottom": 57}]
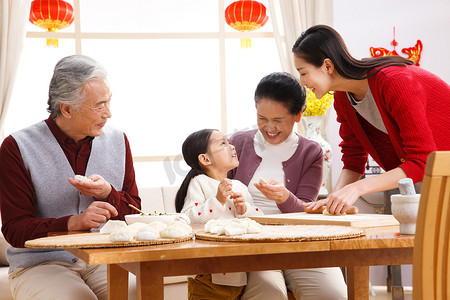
[{"left": 125, "top": 213, "right": 190, "bottom": 225}]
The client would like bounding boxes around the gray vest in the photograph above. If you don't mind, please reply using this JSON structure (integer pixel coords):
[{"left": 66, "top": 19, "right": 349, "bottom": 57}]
[{"left": 7, "top": 121, "right": 125, "bottom": 272}]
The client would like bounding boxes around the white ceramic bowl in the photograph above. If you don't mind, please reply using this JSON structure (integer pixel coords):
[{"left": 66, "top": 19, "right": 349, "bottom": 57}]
[{"left": 125, "top": 213, "right": 190, "bottom": 225}]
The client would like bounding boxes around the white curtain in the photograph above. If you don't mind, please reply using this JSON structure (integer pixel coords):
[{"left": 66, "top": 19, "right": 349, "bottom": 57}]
[
  {"left": 0, "top": 0, "right": 30, "bottom": 136},
  {"left": 268, "top": 0, "right": 333, "bottom": 75},
  {"left": 268, "top": 0, "right": 334, "bottom": 192}
]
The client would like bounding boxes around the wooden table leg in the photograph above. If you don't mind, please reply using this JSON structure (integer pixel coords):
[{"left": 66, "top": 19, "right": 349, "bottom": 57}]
[
  {"left": 136, "top": 262, "right": 164, "bottom": 300},
  {"left": 347, "top": 266, "right": 370, "bottom": 300},
  {"left": 108, "top": 264, "right": 129, "bottom": 300}
]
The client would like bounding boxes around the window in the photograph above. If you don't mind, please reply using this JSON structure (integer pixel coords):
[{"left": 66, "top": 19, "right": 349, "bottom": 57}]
[{"left": 6, "top": 0, "right": 281, "bottom": 187}]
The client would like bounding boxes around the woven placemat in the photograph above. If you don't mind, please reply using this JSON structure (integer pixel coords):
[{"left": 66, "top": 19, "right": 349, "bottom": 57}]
[
  {"left": 25, "top": 232, "right": 193, "bottom": 249},
  {"left": 195, "top": 225, "right": 365, "bottom": 243}
]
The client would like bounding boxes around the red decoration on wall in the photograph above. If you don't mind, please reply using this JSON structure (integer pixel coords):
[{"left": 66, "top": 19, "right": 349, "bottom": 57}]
[
  {"left": 370, "top": 27, "right": 422, "bottom": 66},
  {"left": 29, "top": 0, "right": 74, "bottom": 48},
  {"left": 225, "top": 0, "right": 269, "bottom": 48}
]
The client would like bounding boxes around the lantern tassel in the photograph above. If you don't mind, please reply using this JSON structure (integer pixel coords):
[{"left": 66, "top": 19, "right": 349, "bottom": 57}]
[
  {"left": 241, "top": 38, "right": 252, "bottom": 48},
  {"left": 47, "top": 38, "right": 59, "bottom": 48}
]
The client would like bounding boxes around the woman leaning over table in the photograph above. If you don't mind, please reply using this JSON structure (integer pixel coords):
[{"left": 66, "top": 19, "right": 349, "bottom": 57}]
[
  {"left": 293, "top": 25, "right": 450, "bottom": 215},
  {"left": 228, "top": 72, "right": 347, "bottom": 300}
]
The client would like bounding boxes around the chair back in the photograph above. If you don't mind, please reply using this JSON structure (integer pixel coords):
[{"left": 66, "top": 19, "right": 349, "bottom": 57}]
[{"left": 413, "top": 151, "right": 450, "bottom": 300}]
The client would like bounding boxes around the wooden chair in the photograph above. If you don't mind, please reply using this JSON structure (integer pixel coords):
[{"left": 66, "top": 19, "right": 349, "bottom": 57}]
[{"left": 413, "top": 151, "right": 450, "bottom": 300}]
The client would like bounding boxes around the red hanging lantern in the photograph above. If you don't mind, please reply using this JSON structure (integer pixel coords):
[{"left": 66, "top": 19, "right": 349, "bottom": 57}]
[
  {"left": 225, "top": 0, "right": 269, "bottom": 48},
  {"left": 29, "top": 0, "right": 74, "bottom": 48}
]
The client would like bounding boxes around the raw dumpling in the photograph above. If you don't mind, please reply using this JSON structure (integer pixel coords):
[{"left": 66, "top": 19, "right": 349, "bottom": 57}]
[
  {"left": 100, "top": 220, "right": 128, "bottom": 234},
  {"left": 74, "top": 175, "right": 93, "bottom": 183},
  {"left": 147, "top": 221, "right": 168, "bottom": 233},
  {"left": 224, "top": 222, "right": 246, "bottom": 236},
  {"left": 109, "top": 228, "right": 134, "bottom": 242},
  {"left": 160, "top": 221, "right": 192, "bottom": 238},
  {"left": 136, "top": 230, "right": 158, "bottom": 241}
]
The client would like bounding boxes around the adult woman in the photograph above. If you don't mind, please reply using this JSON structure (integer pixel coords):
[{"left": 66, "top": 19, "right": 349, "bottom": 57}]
[
  {"left": 293, "top": 25, "right": 450, "bottom": 215},
  {"left": 229, "top": 72, "right": 347, "bottom": 300}
]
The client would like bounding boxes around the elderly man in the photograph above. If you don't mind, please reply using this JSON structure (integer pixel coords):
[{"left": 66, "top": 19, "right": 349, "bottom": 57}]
[{"left": 0, "top": 55, "right": 140, "bottom": 299}]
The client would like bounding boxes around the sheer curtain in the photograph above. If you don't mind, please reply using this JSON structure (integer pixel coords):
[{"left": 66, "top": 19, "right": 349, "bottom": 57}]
[
  {"left": 268, "top": 0, "right": 333, "bottom": 75},
  {"left": 0, "top": 0, "right": 30, "bottom": 137},
  {"left": 268, "top": 0, "right": 333, "bottom": 191}
]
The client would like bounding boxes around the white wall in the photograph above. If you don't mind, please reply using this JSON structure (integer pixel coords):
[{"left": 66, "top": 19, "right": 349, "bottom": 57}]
[{"left": 331, "top": 0, "right": 450, "bottom": 286}]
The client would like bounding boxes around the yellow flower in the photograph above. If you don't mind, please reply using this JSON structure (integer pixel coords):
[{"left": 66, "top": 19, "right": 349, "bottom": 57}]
[{"left": 302, "top": 88, "right": 334, "bottom": 116}]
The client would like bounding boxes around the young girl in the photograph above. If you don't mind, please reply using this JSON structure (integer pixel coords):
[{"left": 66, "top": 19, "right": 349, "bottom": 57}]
[{"left": 175, "top": 128, "right": 262, "bottom": 300}]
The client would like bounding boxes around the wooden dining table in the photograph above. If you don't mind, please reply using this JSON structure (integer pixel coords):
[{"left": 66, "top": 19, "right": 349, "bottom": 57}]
[{"left": 65, "top": 225, "right": 414, "bottom": 300}]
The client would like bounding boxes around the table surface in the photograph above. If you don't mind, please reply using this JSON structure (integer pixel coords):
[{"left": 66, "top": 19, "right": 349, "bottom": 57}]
[
  {"left": 66, "top": 225, "right": 413, "bottom": 265},
  {"left": 64, "top": 225, "right": 414, "bottom": 300}
]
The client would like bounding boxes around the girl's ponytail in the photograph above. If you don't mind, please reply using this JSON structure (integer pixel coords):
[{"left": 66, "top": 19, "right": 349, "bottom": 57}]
[
  {"left": 175, "top": 168, "right": 203, "bottom": 212},
  {"left": 174, "top": 129, "right": 215, "bottom": 212}
]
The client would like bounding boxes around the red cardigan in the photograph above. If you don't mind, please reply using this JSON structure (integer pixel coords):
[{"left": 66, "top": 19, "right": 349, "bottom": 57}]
[{"left": 334, "top": 65, "right": 450, "bottom": 183}]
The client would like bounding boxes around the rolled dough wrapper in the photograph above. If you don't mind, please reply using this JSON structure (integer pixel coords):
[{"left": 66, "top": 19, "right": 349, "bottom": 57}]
[{"left": 259, "top": 177, "right": 268, "bottom": 184}]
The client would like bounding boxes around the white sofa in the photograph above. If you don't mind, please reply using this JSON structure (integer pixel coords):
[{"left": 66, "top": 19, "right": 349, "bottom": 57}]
[{"left": 0, "top": 186, "right": 188, "bottom": 300}]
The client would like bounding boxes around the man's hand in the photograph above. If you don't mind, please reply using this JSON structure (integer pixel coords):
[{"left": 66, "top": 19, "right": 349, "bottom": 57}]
[
  {"left": 253, "top": 179, "right": 290, "bottom": 204},
  {"left": 67, "top": 201, "right": 118, "bottom": 231},
  {"left": 68, "top": 174, "right": 112, "bottom": 200}
]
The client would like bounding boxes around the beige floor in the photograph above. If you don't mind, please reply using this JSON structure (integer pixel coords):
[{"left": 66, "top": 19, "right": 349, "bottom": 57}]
[
  {"left": 370, "top": 286, "right": 413, "bottom": 300},
  {"left": 158, "top": 282, "right": 414, "bottom": 300}
]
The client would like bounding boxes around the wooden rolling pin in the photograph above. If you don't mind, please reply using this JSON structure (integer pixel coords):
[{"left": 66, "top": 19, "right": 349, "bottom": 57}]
[{"left": 304, "top": 206, "right": 359, "bottom": 214}]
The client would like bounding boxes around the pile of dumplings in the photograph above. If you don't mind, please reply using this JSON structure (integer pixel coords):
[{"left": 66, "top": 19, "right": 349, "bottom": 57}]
[
  {"left": 204, "top": 218, "right": 263, "bottom": 236},
  {"left": 100, "top": 220, "right": 193, "bottom": 242}
]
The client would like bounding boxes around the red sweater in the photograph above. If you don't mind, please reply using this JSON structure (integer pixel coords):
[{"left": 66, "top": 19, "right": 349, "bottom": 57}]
[
  {"left": 334, "top": 65, "right": 450, "bottom": 183},
  {"left": 0, "top": 116, "right": 141, "bottom": 247}
]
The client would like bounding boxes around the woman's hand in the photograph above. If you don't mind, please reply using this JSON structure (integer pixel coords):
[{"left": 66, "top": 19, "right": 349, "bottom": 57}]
[
  {"left": 254, "top": 179, "right": 290, "bottom": 204},
  {"left": 231, "top": 192, "right": 247, "bottom": 215},
  {"left": 325, "top": 184, "right": 361, "bottom": 214},
  {"left": 302, "top": 184, "right": 360, "bottom": 214},
  {"left": 303, "top": 199, "right": 328, "bottom": 211},
  {"left": 216, "top": 178, "right": 233, "bottom": 205}
]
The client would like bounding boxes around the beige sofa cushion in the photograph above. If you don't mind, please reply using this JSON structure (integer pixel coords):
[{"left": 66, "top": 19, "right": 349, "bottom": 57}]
[
  {"left": 161, "top": 186, "right": 179, "bottom": 213},
  {"left": 139, "top": 187, "right": 165, "bottom": 214},
  {"left": 0, "top": 234, "right": 8, "bottom": 266}
]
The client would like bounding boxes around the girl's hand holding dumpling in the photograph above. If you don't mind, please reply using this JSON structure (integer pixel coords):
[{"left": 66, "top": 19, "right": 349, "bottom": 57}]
[
  {"left": 216, "top": 178, "right": 233, "bottom": 204},
  {"left": 230, "top": 191, "right": 247, "bottom": 215},
  {"left": 254, "top": 179, "right": 290, "bottom": 204}
]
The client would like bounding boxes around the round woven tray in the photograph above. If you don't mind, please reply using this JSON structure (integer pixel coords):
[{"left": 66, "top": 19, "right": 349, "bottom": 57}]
[
  {"left": 195, "top": 225, "right": 365, "bottom": 243},
  {"left": 25, "top": 232, "right": 193, "bottom": 249}
]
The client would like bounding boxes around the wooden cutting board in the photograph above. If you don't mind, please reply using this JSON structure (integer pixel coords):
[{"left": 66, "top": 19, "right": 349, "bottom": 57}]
[
  {"left": 250, "top": 212, "right": 399, "bottom": 228},
  {"left": 25, "top": 232, "right": 193, "bottom": 249}
]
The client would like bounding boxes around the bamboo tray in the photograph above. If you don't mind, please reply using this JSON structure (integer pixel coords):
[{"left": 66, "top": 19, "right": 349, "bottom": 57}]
[
  {"left": 25, "top": 232, "right": 193, "bottom": 249},
  {"left": 195, "top": 225, "right": 365, "bottom": 243}
]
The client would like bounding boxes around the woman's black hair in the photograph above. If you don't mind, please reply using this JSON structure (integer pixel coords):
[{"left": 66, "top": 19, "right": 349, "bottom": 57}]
[
  {"left": 175, "top": 129, "right": 216, "bottom": 213},
  {"left": 292, "top": 24, "right": 414, "bottom": 80},
  {"left": 254, "top": 72, "right": 306, "bottom": 115}
]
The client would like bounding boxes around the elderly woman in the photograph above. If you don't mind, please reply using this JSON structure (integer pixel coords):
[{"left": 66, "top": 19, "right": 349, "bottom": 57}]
[
  {"left": 0, "top": 55, "right": 140, "bottom": 300},
  {"left": 229, "top": 72, "right": 347, "bottom": 300}
]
